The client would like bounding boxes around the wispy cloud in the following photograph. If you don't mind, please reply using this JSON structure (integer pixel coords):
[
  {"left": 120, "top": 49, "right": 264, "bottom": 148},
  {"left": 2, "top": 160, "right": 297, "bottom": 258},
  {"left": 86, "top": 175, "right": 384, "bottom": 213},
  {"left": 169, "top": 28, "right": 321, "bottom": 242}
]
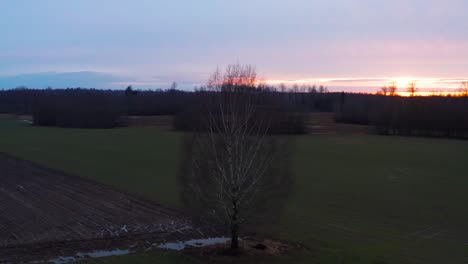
[
  {"left": 0, "top": 72, "right": 201, "bottom": 90},
  {"left": 0, "top": 72, "right": 125, "bottom": 89}
]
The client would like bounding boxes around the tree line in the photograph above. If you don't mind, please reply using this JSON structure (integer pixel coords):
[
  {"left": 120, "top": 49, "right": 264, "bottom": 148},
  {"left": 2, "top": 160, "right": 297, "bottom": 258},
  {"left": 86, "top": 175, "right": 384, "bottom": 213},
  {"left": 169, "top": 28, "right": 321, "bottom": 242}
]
[
  {"left": 335, "top": 94, "right": 468, "bottom": 139},
  {"left": 1, "top": 85, "right": 467, "bottom": 138},
  {"left": 0, "top": 86, "right": 334, "bottom": 130}
]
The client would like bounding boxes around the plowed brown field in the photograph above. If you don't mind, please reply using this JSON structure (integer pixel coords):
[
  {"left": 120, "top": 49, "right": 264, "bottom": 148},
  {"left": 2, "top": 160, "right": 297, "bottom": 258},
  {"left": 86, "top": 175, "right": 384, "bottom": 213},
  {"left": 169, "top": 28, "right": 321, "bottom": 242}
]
[{"left": 0, "top": 154, "right": 201, "bottom": 263}]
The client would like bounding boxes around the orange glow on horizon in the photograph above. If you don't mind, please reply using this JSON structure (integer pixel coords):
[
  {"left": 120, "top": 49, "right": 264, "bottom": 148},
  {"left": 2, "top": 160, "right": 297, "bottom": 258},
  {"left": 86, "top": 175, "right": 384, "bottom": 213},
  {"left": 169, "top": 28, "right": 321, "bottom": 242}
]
[
  {"left": 377, "top": 91, "right": 467, "bottom": 97},
  {"left": 263, "top": 76, "right": 468, "bottom": 96}
]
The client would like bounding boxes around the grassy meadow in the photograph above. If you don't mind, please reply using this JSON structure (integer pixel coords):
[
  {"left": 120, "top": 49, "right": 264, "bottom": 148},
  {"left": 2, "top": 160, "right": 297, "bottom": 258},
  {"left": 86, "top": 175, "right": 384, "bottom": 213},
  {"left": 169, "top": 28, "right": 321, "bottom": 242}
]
[{"left": 0, "top": 116, "right": 467, "bottom": 264}]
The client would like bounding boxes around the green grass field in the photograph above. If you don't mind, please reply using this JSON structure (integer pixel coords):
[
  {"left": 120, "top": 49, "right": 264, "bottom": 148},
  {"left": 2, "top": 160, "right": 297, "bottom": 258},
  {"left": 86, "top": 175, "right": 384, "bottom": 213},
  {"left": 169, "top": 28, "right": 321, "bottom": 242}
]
[{"left": 1, "top": 116, "right": 467, "bottom": 264}]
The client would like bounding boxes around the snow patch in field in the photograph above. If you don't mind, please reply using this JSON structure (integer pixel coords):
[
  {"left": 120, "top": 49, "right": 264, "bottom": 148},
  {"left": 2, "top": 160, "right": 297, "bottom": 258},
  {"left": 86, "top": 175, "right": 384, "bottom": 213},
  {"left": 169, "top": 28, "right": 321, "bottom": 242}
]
[
  {"left": 20, "top": 120, "right": 33, "bottom": 124},
  {"left": 158, "top": 237, "right": 231, "bottom": 251}
]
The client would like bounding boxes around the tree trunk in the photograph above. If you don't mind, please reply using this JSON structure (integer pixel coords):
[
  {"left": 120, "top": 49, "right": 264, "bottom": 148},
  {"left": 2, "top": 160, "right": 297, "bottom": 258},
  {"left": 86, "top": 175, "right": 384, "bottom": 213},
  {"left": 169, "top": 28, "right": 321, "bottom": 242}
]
[
  {"left": 230, "top": 198, "right": 239, "bottom": 250},
  {"left": 231, "top": 223, "right": 239, "bottom": 249}
]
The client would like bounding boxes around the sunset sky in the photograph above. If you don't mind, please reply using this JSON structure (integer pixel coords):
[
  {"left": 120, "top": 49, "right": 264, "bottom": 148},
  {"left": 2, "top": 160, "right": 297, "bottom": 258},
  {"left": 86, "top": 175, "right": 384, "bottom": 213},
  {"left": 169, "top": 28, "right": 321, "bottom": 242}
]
[{"left": 1, "top": 0, "right": 467, "bottom": 92}]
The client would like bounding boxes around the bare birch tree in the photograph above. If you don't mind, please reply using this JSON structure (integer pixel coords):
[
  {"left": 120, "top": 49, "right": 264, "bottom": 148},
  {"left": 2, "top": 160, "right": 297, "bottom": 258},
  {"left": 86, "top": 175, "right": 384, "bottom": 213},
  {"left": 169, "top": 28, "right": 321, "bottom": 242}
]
[
  {"left": 180, "top": 64, "right": 293, "bottom": 251},
  {"left": 407, "top": 81, "right": 417, "bottom": 97},
  {"left": 388, "top": 81, "right": 398, "bottom": 96},
  {"left": 380, "top": 85, "right": 389, "bottom": 96}
]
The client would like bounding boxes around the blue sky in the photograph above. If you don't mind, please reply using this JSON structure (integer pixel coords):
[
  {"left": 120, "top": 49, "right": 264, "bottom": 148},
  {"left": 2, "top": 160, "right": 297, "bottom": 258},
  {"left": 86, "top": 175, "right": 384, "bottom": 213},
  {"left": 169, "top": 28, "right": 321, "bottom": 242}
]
[{"left": 1, "top": 0, "right": 467, "bottom": 91}]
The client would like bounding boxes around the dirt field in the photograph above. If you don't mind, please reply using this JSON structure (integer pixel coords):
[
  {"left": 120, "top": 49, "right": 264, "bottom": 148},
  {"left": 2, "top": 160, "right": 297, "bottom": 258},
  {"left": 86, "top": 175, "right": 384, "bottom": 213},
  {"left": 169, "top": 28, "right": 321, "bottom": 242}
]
[
  {"left": 125, "top": 115, "right": 173, "bottom": 129},
  {"left": 0, "top": 154, "right": 203, "bottom": 263},
  {"left": 305, "top": 113, "right": 369, "bottom": 135},
  {"left": 124, "top": 113, "right": 370, "bottom": 135}
]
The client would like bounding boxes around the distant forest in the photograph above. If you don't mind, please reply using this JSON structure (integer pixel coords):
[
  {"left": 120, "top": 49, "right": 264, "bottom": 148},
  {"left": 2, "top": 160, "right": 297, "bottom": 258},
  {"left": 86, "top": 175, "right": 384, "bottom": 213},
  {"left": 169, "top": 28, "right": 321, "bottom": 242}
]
[{"left": 0, "top": 87, "right": 467, "bottom": 139}]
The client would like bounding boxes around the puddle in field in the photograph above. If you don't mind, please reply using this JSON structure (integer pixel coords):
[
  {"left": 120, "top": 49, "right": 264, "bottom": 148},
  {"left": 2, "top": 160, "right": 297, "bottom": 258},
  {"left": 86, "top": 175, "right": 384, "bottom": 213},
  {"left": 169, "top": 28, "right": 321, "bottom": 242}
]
[
  {"left": 157, "top": 237, "right": 231, "bottom": 251},
  {"left": 49, "top": 256, "right": 77, "bottom": 264},
  {"left": 41, "top": 238, "right": 230, "bottom": 263},
  {"left": 76, "top": 249, "right": 130, "bottom": 258},
  {"left": 47, "top": 249, "right": 130, "bottom": 264}
]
